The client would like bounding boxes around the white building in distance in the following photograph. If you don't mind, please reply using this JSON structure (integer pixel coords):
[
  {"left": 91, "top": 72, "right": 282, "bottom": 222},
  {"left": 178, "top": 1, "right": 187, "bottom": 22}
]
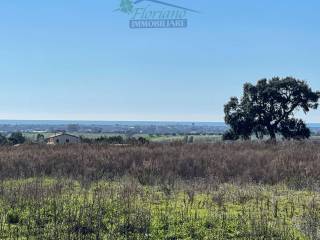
[{"left": 46, "top": 133, "right": 80, "bottom": 145}]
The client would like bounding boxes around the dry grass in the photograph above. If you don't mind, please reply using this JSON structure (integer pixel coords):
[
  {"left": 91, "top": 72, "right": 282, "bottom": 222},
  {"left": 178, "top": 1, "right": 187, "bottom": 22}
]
[
  {"left": 0, "top": 142, "right": 319, "bottom": 187},
  {"left": 0, "top": 142, "right": 320, "bottom": 239}
]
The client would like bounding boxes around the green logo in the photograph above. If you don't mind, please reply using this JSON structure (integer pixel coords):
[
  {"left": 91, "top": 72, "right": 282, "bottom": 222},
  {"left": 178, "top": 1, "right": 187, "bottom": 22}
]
[
  {"left": 115, "top": 0, "right": 199, "bottom": 29},
  {"left": 119, "top": 0, "right": 134, "bottom": 14}
]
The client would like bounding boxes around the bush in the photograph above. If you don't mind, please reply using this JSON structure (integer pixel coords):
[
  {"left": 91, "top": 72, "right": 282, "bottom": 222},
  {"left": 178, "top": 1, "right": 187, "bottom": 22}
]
[
  {"left": 8, "top": 132, "right": 25, "bottom": 145},
  {"left": 6, "top": 210, "right": 20, "bottom": 225},
  {"left": 95, "top": 136, "right": 124, "bottom": 144}
]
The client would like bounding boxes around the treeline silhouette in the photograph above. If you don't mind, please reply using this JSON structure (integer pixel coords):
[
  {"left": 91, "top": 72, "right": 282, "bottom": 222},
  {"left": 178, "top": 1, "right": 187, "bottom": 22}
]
[
  {"left": 80, "top": 135, "right": 149, "bottom": 145},
  {"left": 0, "top": 132, "right": 26, "bottom": 145}
]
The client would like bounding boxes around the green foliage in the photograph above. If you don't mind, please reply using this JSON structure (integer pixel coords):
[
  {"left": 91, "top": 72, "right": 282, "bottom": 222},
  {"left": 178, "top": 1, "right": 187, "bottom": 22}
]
[
  {"left": 80, "top": 135, "right": 150, "bottom": 145},
  {"left": 224, "top": 77, "right": 320, "bottom": 141},
  {"left": 222, "top": 129, "right": 239, "bottom": 141},
  {"left": 280, "top": 119, "right": 311, "bottom": 140},
  {"left": 0, "top": 179, "right": 315, "bottom": 239},
  {"left": 8, "top": 132, "right": 26, "bottom": 145},
  {"left": 120, "top": 0, "right": 134, "bottom": 14},
  {"left": 137, "top": 136, "right": 149, "bottom": 145},
  {"left": 6, "top": 209, "right": 20, "bottom": 225},
  {"left": 36, "top": 133, "right": 45, "bottom": 142},
  {"left": 95, "top": 135, "right": 125, "bottom": 144}
]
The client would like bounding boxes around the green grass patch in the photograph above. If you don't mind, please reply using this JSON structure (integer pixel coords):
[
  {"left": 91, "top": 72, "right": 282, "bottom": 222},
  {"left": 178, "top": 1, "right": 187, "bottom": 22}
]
[{"left": 0, "top": 179, "right": 319, "bottom": 239}]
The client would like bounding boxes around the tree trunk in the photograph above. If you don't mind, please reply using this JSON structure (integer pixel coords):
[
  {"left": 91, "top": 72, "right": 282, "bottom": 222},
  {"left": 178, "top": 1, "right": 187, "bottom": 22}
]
[{"left": 267, "top": 126, "right": 277, "bottom": 143}]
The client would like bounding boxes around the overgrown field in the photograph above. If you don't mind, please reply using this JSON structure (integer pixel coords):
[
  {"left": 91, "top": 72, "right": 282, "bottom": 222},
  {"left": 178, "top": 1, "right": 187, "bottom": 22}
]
[
  {"left": 0, "top": 142, "right": 320, "bottom": 185},
  {"left": 1, "top": 142, "right": 320, "bottom": 239},
  {"left": 1, "top": 179, "right": 320, "bottom": 239}
]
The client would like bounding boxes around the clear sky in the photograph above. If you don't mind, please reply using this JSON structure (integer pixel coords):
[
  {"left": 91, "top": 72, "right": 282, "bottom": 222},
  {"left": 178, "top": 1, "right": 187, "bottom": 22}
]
[{"left": 0, "top": 0, "right": 320, "bottom": 122}]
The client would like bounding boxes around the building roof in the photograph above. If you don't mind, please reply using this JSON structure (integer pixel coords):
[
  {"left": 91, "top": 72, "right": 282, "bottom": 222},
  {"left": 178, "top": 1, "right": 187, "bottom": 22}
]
[{"left": 47, "top": 133, "right": 80, "bottom": 139}]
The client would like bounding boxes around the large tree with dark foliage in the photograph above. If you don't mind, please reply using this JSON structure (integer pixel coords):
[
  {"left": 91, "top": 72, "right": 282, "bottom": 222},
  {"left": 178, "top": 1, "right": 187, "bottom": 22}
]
[{"left": 223, "top": 77, "right": 320, "bottom": 141}]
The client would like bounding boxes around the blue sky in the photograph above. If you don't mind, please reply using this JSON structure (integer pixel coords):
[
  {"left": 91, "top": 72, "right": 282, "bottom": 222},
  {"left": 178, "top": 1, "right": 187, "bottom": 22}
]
[{"left": 0, "top": 0, "right": 320, "bottom": 122}]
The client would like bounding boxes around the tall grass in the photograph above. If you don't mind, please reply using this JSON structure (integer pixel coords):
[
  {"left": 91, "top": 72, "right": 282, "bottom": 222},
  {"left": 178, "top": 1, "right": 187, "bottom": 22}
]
[
  {"left": 1, "top": 142, "right": 320, "bottom": 239},
  {"left": 0, "top": 179, "right": 319, "bottom": 239},
  {"left": 0, "top": 142, "right": 319, "bottom": 187}
]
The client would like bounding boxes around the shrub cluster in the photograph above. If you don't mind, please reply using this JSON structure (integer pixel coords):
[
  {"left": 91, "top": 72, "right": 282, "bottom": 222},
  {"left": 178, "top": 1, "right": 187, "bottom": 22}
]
[
  {"left": 80, "top": 136, "right": 149, "bottom": 145},
  {"left": 0, "top": 132, "right": 26, "bottom": 146}
]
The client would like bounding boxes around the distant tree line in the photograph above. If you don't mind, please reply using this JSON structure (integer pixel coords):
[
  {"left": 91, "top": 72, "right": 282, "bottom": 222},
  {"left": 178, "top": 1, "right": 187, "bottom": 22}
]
[
  {"left": 0, "top": 132, "right": 26, "bottom": 146},
  {"left": 80, "top": 135, "right": 149, "bottom": 145}
]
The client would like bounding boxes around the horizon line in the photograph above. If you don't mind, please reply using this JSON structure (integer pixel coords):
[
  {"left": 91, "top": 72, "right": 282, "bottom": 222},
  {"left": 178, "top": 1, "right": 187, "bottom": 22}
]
[
  {"left": 0, "top": 119, "right": 225, "bottom": 123},
  {"left": 0, "top": 119, "right": 319, "bottom": 125}
]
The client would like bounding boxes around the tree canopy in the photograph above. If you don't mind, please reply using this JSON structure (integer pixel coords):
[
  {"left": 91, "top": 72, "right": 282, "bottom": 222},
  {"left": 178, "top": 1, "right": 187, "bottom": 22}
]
[
  {"left": 224, "top": 77, "right": 320, "bottom": 141},
  {"left": 8, "top": 132, "right": 26, "bottom": 145}
]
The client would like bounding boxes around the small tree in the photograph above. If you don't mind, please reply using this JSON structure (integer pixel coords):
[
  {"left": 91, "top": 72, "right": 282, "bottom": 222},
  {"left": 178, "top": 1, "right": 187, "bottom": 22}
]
[
  {"left": 138, "top": 137, "right": 149, "bottom": 145},
  {"left": 36, "top": 134, "right": 45, "bottom": 143},
  {"left": 224, "top": 77, "right": 320, "bottom": 141}
]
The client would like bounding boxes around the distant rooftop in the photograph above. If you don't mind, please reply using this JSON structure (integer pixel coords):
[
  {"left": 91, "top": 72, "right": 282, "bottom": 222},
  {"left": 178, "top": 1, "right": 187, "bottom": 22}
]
[{"left": 47, "top": 133, "right": 79, "bottom": 139}]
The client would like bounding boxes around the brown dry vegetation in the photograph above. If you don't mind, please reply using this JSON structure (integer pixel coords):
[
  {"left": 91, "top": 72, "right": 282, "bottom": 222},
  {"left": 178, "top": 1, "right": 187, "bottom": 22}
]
[
  {"left": 1, "top": 142, "right": 320, "bottom": 239},
  {"left": 0, "top": 142, "right": 319, "bottom": 187}
]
